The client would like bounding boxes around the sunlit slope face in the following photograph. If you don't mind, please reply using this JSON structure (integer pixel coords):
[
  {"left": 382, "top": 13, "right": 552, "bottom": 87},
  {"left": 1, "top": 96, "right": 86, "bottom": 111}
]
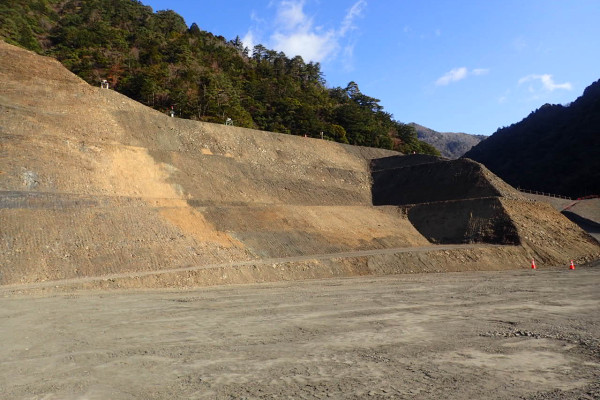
[
  {"left": 0, "top": 40, "right": 425, "bottom": 285},
  {"left": 0, "top": 40, "right": 398, "bottom": 205},
  {"left": 1, "top": 41, "right": 598, "bottom": 289}
]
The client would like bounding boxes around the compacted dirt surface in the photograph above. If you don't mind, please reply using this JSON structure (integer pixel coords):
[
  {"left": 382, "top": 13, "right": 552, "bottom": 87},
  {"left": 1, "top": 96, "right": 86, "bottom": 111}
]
[{"left": 1, "top": 266, "right": 599, "bottom": 400}]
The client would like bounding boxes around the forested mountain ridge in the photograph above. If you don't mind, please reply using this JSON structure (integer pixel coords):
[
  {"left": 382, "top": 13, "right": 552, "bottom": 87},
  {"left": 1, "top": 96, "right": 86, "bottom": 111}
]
[
  {"left": 463, "top": 79, "right": 600, "bottom": 198},
  {"left": 0, "top": 0, "right": 439, "bottom": 155},
  {"left": 409, "top": 123, "right": 486, "bottom": 159}
]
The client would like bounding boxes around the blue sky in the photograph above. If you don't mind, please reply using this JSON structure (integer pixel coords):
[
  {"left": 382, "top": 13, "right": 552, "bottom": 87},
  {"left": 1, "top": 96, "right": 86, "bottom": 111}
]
[{"left": 143, "top": 0, "right": 599, "bottom": 135}]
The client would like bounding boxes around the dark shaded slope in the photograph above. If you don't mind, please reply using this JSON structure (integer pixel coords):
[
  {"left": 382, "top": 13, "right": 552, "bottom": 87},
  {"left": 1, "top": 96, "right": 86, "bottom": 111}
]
[
  {"left": 463, "top": 80, "right": 600, "bottom": 198},
  {"left": 371, "top": 158, "right": 512, "bottom": 206},
  {"left": 369, "top": 156, "right": 524, "bottom": 245}
]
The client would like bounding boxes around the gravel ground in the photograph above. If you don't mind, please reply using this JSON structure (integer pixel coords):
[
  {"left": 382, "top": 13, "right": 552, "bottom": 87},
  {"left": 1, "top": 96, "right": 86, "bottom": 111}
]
[{"left": 1, "top": 266, "right": 598, "bottom": 399}]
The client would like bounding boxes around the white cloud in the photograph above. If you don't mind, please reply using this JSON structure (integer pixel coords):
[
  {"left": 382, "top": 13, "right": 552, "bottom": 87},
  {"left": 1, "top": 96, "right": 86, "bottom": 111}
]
[
  {"left": 250, "top": 10, "right": 265, "bottom": 25},
  {"left": 270, "top": 0, "right": 337, "bottom": 62},
  {"left": 498, "top": 89, "right": 510, "bottom": 104},
  {"left": 472, "top": 68, "right": 490, "bottom": 76},
  {"left": 272, "top": 30, "right": 337, "bottom": 62},
  {"left": 341, "top": 40, "right": 358, "bottom": 72},
  {"left": 435, "top": 67, "right": 468, "bottom": 86},
  {"left": 243, "top": 0, "right": 367, "bottom": 63},
  {"left": 242, "top": 31, "right": 256, "bottom": 54},
  {"left": 518, "top": 74, "right": 572, "bottom": 91},
  {"left": 342, "top": 42, "right": 355, "bottom": 61},
  {"left": 275, "top": 0, "right": 307, "bottom": 30},
  {"left": 498, "top": 74, "right": 572, "bottom": 104},
  {"left": 435, "top": 67, "right": 490, "bottom": 86},
  {"left": 340, "top": 0, "right": 367, "bottom": 36}
]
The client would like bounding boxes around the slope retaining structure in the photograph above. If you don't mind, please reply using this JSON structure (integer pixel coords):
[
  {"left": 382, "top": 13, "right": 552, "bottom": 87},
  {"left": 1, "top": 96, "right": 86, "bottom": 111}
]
[{"left": 1, "top": 41, "right": 598, "bottom": 292}]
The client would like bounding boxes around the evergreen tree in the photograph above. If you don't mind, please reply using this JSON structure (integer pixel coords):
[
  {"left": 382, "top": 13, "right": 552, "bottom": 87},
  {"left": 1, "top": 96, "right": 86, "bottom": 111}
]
[{"left": 0, "top": 0, "right": 439, "bottom": 155}]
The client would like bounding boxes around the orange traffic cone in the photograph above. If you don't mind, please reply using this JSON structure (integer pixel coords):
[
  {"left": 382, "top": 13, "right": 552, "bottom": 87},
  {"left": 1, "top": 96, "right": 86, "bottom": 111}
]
[
  {"left": 531, "top": 259, "right": 537, "bottom": 269},
  {"left": 569, "top": 260, "right": 575, "bottom": 270}
]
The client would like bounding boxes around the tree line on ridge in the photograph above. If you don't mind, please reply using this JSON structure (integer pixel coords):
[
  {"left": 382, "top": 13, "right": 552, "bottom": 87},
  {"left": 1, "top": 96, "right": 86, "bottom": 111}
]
[{"left": 0, "top": 0, "right": 440, "bottom": 155}]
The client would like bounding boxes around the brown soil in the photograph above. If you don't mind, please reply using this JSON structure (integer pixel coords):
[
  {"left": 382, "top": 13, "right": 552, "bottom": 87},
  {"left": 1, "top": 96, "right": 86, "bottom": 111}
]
[
  {"left": 405, "top": 197, "right": 520, "bottom": 245},
  {"left": 1, "top": 40, "right": 598, "bottom": 291},
  {"left": 1, "top": 268, "right": 599, "bottom": 399},
  {"left": 521, "top": 193, "right": 600, "bottom": 242},
  {"left": 2, "top": 39, "right": 600, "bottom": 400}
]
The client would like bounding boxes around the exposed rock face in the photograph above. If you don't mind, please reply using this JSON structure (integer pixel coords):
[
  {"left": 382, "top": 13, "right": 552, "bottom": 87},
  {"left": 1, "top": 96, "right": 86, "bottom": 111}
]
[{"left": 1, "top": 41, "right": 597, "bottom": 291}]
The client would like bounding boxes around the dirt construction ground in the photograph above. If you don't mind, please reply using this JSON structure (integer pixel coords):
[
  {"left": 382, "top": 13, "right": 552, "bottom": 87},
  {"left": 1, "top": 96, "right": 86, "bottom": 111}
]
[
  {"left": 2, "top": 266, "right": 599, "bottom": 400},
  {"left": 2, "top": 41, "right": 600, "bottom": 400}
]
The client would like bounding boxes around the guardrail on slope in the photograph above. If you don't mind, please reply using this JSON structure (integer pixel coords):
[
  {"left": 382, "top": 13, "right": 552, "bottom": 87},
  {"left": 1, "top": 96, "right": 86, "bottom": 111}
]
[{"left": 517, "top": 188, "right": 573, "bottom": 200}]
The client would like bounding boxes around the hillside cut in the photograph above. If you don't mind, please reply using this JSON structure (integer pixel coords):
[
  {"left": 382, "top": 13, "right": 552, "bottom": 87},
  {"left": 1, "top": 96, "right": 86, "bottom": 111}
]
[{"left": 1, "top": 41, "right": 598, "bottom": 291}]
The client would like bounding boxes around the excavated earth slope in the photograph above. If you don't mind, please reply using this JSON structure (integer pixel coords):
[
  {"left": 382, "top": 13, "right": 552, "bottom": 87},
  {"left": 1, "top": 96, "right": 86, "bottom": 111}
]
[{"left": 0, "top": 41, "right": 598, "bottom": 292}]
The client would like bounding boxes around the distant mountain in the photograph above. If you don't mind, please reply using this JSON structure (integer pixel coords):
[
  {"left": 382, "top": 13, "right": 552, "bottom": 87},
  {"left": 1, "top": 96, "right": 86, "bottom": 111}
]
[
  {"left": 463, "top": 79, "right": 600, "bottom": 198},
  {"left": 409, "top": 123, "right": 486, "bottom": 159}
]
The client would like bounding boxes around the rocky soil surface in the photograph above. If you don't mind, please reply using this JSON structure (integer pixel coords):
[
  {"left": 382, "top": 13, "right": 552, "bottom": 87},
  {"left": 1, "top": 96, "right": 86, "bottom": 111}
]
[
  {"left": 1, "top": 266, "right": 598, "bottom": 399},
  {"left": 521, "top": 193, "right": 600, "bottom": 242},
  {"left": 1, "top": 40, "right": 599, "bottom": 289},
  {"left": 2, "top": 38, "right": 600, "bottom": 400}
]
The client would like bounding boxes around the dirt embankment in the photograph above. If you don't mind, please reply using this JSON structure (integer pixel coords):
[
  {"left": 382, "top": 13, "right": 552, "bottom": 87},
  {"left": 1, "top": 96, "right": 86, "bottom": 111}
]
[
  {"left": 0, "top": 41, "right": 406, "bottom": 287},
  {"left": 521, "top": 193, "right": 600, "bottom": 242},
  {"left": 371, "top": 157, "right": 521, "bottom": 206},
  {"left": 1, "top": 40, "right": 598, "bottom": 291},
  {"left": 405, "top": 198, "right": 520, "bottom": 245},
  {"left": 370, "top": 155, "right": 598, "bottom": 262}
]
